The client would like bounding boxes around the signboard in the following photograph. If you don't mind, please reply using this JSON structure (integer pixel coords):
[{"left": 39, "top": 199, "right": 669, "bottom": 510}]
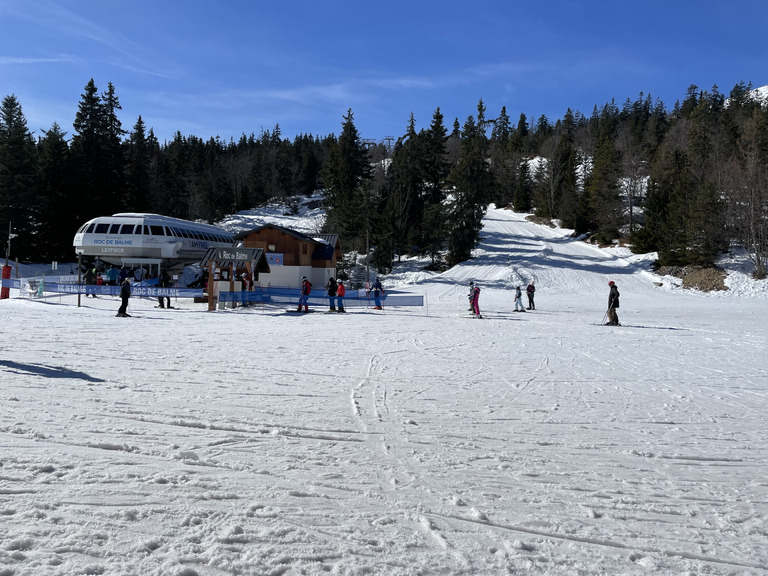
[
  {"left": 266, "top": 253, "right": 284, "bottom": 266},
  {"left": 210, "top": 247, "right": 261, "bottom": 263}
]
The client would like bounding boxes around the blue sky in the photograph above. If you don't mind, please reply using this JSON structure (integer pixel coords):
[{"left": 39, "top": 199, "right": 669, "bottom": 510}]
[{"left": 2, "top": 0, "right": 767, "bottom": 144}]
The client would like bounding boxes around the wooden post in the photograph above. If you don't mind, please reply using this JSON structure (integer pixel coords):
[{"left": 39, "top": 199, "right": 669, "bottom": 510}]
[
  {"left": 208, "top": 259, "right": 215, "bottom": 311},
  {"left": 77, "top": 254, "right": 82, "bottom": 308},
  {"left": 229, "top": 262, "right": 235, "bottom": 307}
]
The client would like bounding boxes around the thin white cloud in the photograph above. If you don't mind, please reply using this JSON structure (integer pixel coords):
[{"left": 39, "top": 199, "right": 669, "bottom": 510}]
[
  {"left": 0, "top": 54, "right": 78, "bottom": 65},
  {"left": 4, "top": 0, "right": 148, "bottom": 68}
]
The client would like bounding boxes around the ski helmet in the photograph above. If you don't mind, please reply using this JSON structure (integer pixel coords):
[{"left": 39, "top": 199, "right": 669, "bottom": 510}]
[{"left": 608, "top": 281, "right": 615, "bottom": 286}]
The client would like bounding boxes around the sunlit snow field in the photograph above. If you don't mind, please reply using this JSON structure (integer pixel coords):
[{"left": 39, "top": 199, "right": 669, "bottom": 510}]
[{"left": 1, "top": 207, "right": 767, "bottom": 575}]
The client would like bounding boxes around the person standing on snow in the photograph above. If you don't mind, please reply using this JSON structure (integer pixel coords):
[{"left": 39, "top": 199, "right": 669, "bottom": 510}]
[
  {"left": 514, "top": 285, "right": 526, "bottom": 312},
  {"left": 372, "top": 277, "right": 384, "bottom": 309},
  {"left": 117, "top": 278, "right": 131, "bottom": 317},
  {"left": 468, "top": 281, "right": 475, "bottom": 312},
  {"left": 526, "top": 281, "right": 536, "bottom": 310},
  {"left": 336, "top": 279, "right": 346, "bottom": 313},
  {"left": 326, "top": 277, "right": 338, "bottom": 311},
  {"left": 606, "top": 280, "right": 620, "bottom": 326},
  {"left": 106, "top": 265, "right": 119, "bottom": 286},
  {"left": 242, "top": 270, "right": 253, "bottom": 291},
  {"left": 297, "top": 276, "right": 312, "bottom": 312},
  {"left": 84, "top": 266, "right": 96, "bottom": 297},
  {"left": 157, "top": 269, "right": 172, "bottom": 309},
  {"left": 470, "top": 283, "right": 482, "bottom": 318}
]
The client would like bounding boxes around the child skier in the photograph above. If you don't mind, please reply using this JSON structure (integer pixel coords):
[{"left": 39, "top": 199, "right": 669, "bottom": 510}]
[
  {"left": 514, "top": 286, "right": 526, "bottom": 311},
  {"left": 470, "top": 284, "right": 482, "bottom": 318}
]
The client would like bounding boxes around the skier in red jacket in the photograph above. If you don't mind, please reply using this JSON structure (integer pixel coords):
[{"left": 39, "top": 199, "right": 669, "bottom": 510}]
[
  {"left": 336, "top": 279, "right": 346, "bottom": 313},
  {"left": 297, "top": 276, "right": 312, "bottom": 312}
]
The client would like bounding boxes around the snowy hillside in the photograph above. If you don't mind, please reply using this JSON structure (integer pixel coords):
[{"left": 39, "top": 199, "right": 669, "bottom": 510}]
[
  {"left": 1, "top": 206, "right": 767, "bottom": 575},
  {"left": 753, "top": 84, "right": 768, "bottom": 104}
]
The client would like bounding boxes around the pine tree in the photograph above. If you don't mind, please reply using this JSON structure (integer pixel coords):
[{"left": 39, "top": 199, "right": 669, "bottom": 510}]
[
  {"left": 726, "top": 107, "right": 768, "bottom": 278},
  {"left": 632, "top": 142, "right": 679, "bottom": 256},
  {"left": 682, "top": 91, "right": 728, "bottom": 265},
  {"left": 157, "top": 131, "right": 191, "bottom": 217},
  {"left": 490, "top": 105, "right": 515, "bottom": 206},
  {"left": 447, "top": 103, "right": 494, "bottom": 265},
  {"left": 126, "top": 116, "right": 150, "bottom": 212},
  {"left": 37, "top": 123, "right": 73, "bottom": 260},
  {"left": 71, "top": 79, "right": 111, "bottom": 219},
  {"left": 553, "top": 109, "right": 580, "bottom": 228},
  {"left": 509, "top": 112, "right": 528, "bottom": 154},
  {"left": 0, "top": 94, "right": 38, "bottom": 260},
  {"left": 101, "top": 82, "right": 127, "bottom": 213},
  {"left": 585, "top": 136, "right": 623, "bottom": 244},
  {"left": 513, "top": 160, "right": 533, "bottom": 212},
  {"left": 421, "top": 107, "right": 450, "bottom": 266},
  {"left": 386, "top": 113, "right": 424, "bottom": 263},
  {"left": 322, "top": 109, "right": 373, "bottom": 249}
]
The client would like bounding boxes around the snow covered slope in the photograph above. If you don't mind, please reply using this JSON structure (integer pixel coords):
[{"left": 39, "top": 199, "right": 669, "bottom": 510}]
[{"left": 1, "top": 206, "right": 766, "bottom": 576}]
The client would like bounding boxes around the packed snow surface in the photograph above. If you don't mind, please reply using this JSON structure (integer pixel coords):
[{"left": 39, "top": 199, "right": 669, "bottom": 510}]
[{"left": 1, "top": 207, "right": 767, "bottom": 575}]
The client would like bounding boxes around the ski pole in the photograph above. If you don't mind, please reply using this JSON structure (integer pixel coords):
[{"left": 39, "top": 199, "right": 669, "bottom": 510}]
[{"left": 601, "top": 311, "right": 607, "bottom": 325}]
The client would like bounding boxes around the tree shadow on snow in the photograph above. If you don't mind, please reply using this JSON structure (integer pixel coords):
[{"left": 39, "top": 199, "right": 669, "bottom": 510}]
[{"left": 0, "top": 360, "right": 106, "bottom": 382}]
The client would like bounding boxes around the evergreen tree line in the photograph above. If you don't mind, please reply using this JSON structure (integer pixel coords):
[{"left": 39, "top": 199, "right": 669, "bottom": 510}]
[{"left": 1, "top": 79, "right": 766, "bottom": 278}]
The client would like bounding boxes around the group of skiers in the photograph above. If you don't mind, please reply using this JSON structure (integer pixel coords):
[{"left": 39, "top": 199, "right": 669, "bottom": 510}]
[
  {"left": 115, "top": 268, "right": 176, "bottom": 317},
  {"left": 513, "top": 281, "right": 535, "bottom": 312},
  {"left": 468, "top": 280, "right": 535, "bottom": 319},
  {"left": 321, "top": 277, "right": 346, "bottom": 313},
  {"left": 110, "top": 267, "right": 620, "bottom": 322},
  {"left": 295, "top": 276, "right": 384, "bottom": 313},
  {"left": 296, "top": 276, "right": 388, "bottom": 314},
  {"left": 295, "top": 275, "right": 352, "bottom": 313},
  {"left": 466, "top": 278, "right": 620, "bottom": 325}
]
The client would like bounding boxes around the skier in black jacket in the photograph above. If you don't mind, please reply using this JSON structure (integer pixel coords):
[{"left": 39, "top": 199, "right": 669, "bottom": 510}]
[
  {"left": 607, "top": 281, "right": 620, "bottom": 326},
  {"left": 117, "top": 278, "right": 132, "bottom": 317}
]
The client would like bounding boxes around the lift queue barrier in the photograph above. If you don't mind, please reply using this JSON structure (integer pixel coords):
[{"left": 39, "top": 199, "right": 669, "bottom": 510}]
[
  {"left": 1, "top": 277, "right": 202, "bottom": 299},
  {"left": 218, "top": 287, "right": 423, "bottom": 308},
  {"left": 1, "top": 278, "right": 424, "bottom": 308}
]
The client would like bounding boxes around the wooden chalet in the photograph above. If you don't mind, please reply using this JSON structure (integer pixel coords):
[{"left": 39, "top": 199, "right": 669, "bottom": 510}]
[{"left": 233, "top": 224, "right": 342, "bottom": 288}]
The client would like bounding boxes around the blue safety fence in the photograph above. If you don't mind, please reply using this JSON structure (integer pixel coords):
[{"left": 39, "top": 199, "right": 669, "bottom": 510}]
[
  {"left": 1, "top": 278, "right": 202, "bottom": 299},
  {"left": 219, "top": 287, "right": 423, "bottom": 307},
  {"left": 2, "top": 278, "right": 20, "bottom": 289},
  {"left": 2, "top": 278, "right": 423, "bottom": 307}
]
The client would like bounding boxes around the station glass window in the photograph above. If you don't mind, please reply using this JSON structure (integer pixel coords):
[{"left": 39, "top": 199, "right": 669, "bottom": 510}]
[
  {"left": 95, "top": 223, "right": 109, "bottom": 233},
  {"left": 120, "top": 224, "right": 135, "bottom": 234}
]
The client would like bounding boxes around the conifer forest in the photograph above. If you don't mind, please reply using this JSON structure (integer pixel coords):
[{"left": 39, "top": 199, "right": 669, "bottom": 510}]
[{"left": 1, "top": 79, "right": 766, "bottom": 278}]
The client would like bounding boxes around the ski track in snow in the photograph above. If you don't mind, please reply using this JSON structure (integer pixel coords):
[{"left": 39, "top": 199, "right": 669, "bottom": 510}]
[{"left": 1, "top": 207, "right": 767, "bottom": 575}]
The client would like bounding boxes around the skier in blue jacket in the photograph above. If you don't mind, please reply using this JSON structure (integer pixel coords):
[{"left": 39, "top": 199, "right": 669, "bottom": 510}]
[{"left": 372, "top": 278, "right": 384, "bottom": 309}]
